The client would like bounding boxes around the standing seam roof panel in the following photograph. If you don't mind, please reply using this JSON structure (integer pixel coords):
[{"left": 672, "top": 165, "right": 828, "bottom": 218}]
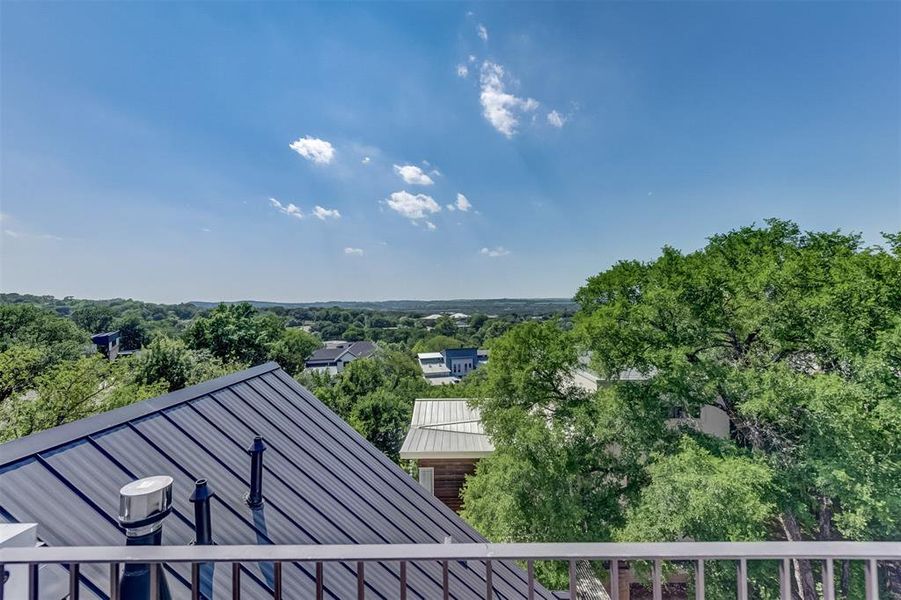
[{"left": 0, "top": 363, "right": 556, "bottom": 600}]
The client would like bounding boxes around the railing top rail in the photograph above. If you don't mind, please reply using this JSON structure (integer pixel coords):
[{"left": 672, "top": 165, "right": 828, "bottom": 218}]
[{"left": 1, "top": 542, "right": 899, "bottom": 565}]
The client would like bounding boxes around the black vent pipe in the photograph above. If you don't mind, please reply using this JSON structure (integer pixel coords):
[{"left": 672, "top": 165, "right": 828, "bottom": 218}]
[
  {"left": 117, "top": 476, "right": 174, "bottom": 600},
  {"left": 189, "top": 479, "right": 214, "bottom": 545},
  {"left": 245, "top": 436, "right": 266, "bottom": 508}
]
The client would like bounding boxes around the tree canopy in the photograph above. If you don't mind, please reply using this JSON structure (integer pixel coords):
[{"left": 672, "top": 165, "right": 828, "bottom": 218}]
[{"left": 463, "top": 221, "right": 901, "bottom": 598}]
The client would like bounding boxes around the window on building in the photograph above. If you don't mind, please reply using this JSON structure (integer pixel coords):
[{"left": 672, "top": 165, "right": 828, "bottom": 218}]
[{"left": 418, "top": 467, "right": 434, "bottom": 494}]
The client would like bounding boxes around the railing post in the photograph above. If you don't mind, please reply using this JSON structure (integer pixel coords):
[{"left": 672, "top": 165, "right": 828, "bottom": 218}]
[
  {"left": 695, "top": 559, "right": 704, "bottom": 600},
  {"left": 527, "top": 560, "right": 535, "bottom": 600},
  {"left": 68, "top": 563, "right": 80, "bottom": 600},
  {"left": 737, "top": 559, "right": 748, "bottom": 600},
  {"left": 569, "top": 559, "right": 577, "bottom": 600},
  {"left": 486, "top": 559, "right": 494, "bottom": 599},
  {"left": 232, "top": 562, "right": 241, "bottom": 600},
  {"left": 865, "top": 559, "right": 879, "bottom": 600},
  {"left": 653, "top": 559, "right": 662, "bottom": 600},
  {"left": 109, "top": 563, "right": 120, "bottom": 600},
  {"left": 316, "top": 562, "right": 323, "bottom": 600},
  {"left": 780, "top": 558, "right": 791, "bottom": 600},
  {"left": 442, "top": 560, "right": 449, "bottom": 600},
  {"left": 149, "top": 563, "right": 159, "bottom": 600},
  {"left": 610, "top": 559, "right": 620, "bottom": 600},
  {"left": 399, "top": 561, "right": 407, "bottom": 600},
  {"left": 823, "top": 559, "right": 834, "bottom": 600},
  {"left": 191, "top": 563, "right": 200, "bottom": 600},
  {"left": 274, "top": 561, "right": 282, "bottom": 600},
  {"left": 357, "top": 561, "right": 365, "bottom": 600},
  {"left": 27, "top": 563, "right": 38, "bottom": 600}
]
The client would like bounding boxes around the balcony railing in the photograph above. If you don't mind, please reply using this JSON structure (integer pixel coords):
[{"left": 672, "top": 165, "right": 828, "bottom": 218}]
[{"left": 1, "top": 541, "right": 898, "bottom": 600}]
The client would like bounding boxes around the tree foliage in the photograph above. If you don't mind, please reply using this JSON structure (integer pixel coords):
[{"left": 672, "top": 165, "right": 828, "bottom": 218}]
[
  {"left": 0, "top": 354, "right": 165, "bottom": 442},
  {"left": 185, "top": 302, "right": 283, "bottom": 364},
  {"left": 463, "top": 220, "right": 901, "bottom": 598},
  {"left": 299, "top": 351, "right": 426, "bottom": 459}
]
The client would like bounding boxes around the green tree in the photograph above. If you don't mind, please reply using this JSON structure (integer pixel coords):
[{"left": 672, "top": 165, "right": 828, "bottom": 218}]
[
  {"left": 267, "top": 328, "right": 321, "bottom": 375},
  {"left": 348, "top": 388, "right": 412, "bottom": 461},
  {"left": 0, "top": 354, "right": 165, "bottom": 441},
  {"left": 0, "top": 304, "right": 88, "bottom": 358},
  {"left": 0, "top": 305, "right": 90, "bottom": 402},
  {"left": 185, "top": 302, "right": 282, "bottom": 364},
  {"left": 0, "top": 345, "right": 45, "bottom": 401},
  {"left": 71, "top": 303, "right": 115, "bottom": 333},
  {"left": 298, "top": 351, "right": 426, "bottom": 458},
  {"left": 113, "top": 310, "right": 150, "bottom": 351},
  {"left": 432, "top": 315, "right": 458, "bottom": 336},
  {"left": 464, "top": 221, "right": 901, "bottom": 599},
  {"left": 133, "top": 336, "right": 243, "bottom": 393},
  {"left": 412, "top": 335, "right": 465, "bottom": 354}
]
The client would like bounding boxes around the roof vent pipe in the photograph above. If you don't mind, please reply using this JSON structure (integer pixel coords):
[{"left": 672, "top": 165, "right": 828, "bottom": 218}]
[
  {"left": 117, "top": 476, "right": 174, "bottom": 600},
  {"left": 189, "top": 479, "right": 214, "bottom": 545},
  {"left": 245, "top": 436, "right": 266, "bottom": 508}
]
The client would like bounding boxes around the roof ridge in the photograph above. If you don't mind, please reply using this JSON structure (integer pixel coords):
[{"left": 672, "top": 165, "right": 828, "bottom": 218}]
[{"left": 0, "top": 361, "right": 282, "bottom": 467}]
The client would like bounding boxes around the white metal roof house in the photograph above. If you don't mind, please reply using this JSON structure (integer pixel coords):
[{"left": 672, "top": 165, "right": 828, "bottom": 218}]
[{"left": 400, "top": 399, "right": 494, "bottom": 513}]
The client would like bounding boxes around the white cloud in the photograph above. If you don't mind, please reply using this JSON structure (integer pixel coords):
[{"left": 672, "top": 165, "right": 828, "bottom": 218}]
[
  {"left": 480, "top": 246, "right": 511, "bottom": 257},
  {"left": 477, "top": 24, "right": 488, "bottom": 41},
  {"left": 3, "top": 229, "right": 63, "bottom": 241},
  {"left": 385, "top": 191, "right": 441, "bottom": 221},
  {"left": 269, "top": 197, "right": 304, "bottom": 219},
  {"left": 454, "top": 193, "right": 472, "bottom": 212},
  {"left": 344, "top": 247, "right": 364, "bottom": 256},
  {"left": 426, "top": 221, "right": 437, "bottom": 231},
  {"left": 201, "top": 227, "right": 211, "bottom": 233},
  {"left": 393, "top": 164, "right": 434, "bottom": 186},
  {"left": 547, "top": 110, "right": 567, "bottom": 128},
  {"left": 468, "top": 54, "right": 477, "bottom": 63},
  {"left": 361, "top": 156, "right": 371, "bottom": 164},
  {"left": 288, "top": 136, "right": 335, "bottom": 165},
  {"left": 456, "top": 64, "right": 469, "bottom": 78},
  {"left": 313, "top": 205, "right": 341, "bottom": 220},
  {"left": 479, "top": 61, "right": 539, "bottom": 137}
]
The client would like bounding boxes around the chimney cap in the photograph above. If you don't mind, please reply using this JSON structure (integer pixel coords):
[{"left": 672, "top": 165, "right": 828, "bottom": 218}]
[
  {"left": 189, "top": 478, "right": 214, "bottom": 503},
  {"left": 118, "top": 476, "right": 173, "bottom": 530},
  {"left": 247, "top": 436, "right": 266, "bottom": 454}
]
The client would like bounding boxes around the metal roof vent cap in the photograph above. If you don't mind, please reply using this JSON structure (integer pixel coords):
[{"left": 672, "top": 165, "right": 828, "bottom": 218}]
[
  {"left": 189, "top": 478, "right": 214, "bottom": 545},
  {"left": 245, "top": 436, "right": 266, "bottom": 509},
  {"left": 118, "top": 475, "right": 174, "bottom": 537}
]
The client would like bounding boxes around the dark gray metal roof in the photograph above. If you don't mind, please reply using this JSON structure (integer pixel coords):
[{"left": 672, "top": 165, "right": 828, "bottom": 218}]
[
  {"left": 0, "top": 362, "right": 554, "bottom": 599},
  {"left": 307, "top": 341, "right": 377, "bottom": 364}
]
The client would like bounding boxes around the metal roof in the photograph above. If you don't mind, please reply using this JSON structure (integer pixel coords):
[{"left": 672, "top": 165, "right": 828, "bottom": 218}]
[
  {"left": 306, "top": 341, "right": 377, "bottom": 364},
  {"left": 399, "top": 400, "right": 495, "bottom": 460},
  {"left": 0, "top": 363, "right": 551, "bottom": 599}
]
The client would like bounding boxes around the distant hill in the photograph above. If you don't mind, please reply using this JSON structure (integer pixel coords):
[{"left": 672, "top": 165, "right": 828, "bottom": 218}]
[{"left": 190, "top": 298, "right": 578, "bottom": 316}]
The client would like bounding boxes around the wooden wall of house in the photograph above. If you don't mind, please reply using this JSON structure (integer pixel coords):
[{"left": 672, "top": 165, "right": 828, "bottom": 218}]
[{"left": 418, "top": 458, "right": 479, "bottom": 513}]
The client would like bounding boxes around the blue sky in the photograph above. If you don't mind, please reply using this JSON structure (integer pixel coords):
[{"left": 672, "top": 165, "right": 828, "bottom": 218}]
[{"left": 1, "top": 2, "right": 898, "bottom": 303}]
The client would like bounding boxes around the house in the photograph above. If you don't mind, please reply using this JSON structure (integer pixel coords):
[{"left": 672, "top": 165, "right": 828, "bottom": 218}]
[
  {"left": 90, "top": 330, "right": 120, "bottom": 360},
  {"left": 399, "top": 399, "right": 494, "bottom": 513},
  {"left": 416, "top": 348, "right": 488, "bottom": 385},
  {"left": 0, "top": 363, "right": 557, "bottom": 599},
  {"left": 304, "top": 340, "right": 377, "bottom": 375}
]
